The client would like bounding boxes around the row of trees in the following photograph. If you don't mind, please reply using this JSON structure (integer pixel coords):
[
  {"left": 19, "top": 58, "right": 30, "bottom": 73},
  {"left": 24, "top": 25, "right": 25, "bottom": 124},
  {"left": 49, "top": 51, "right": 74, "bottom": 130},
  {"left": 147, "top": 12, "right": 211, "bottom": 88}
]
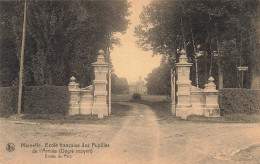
[
  {"left": 146, "top": 56, "right": 171, "bottom": 95},
  {"left": 111, "top": 73, "right": 129, "bottom": 94},
  {"left": 0, "top": 0, "right": 130, "bottom": 87},
  {"left": 136, "top": 0, "right": 260, "bottom": 93}
]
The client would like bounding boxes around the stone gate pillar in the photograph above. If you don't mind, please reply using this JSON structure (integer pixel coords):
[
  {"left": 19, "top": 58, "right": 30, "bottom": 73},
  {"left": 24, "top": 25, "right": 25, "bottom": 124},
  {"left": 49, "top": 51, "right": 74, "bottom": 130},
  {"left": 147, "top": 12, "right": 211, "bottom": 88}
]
[
  {"left": 68, "top": 76, "right": 80, "bottom": 115},
  {"left": 92, "top": 50, "right": 109, "bottom": 118},
  {"left": 204, "top": 77, "right": 221, "bottom": 117},
  {"left": 176, "top": 50, "right": 193, "bottom": 119}
]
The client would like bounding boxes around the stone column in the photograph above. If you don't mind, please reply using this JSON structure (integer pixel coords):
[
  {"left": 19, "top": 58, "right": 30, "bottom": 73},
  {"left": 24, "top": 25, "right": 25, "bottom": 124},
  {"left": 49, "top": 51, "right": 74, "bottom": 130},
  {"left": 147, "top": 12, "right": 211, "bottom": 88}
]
[
  {"left": 204, "top": 77, "right": 221, "bottom": 117},
  {"left": 92, "top": 50, "right": 109, "bottom": 118},
  {"left": 176, "top": 49, "right": 193, "bottom": 119},
  {"left": 68, "top": 76, "right": 80, "bottom": 115}
]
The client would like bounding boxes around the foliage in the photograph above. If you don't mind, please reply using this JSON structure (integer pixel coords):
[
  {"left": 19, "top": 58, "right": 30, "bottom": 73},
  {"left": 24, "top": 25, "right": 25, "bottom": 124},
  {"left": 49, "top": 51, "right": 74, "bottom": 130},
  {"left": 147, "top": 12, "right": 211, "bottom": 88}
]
[
  {"left": 0, "top": 1, "right": 130, "bottom": 87},
  {"left": 0, "top": 86, "right": 70, "bottom": 115},
  {"left": 146, "top": 59, "right": 172, "bottom": 95},
  {"left": 219, "top": 88, "right": 260, "bottom": 114},
  {"left": 132, "top": 93, "right": 142, "bottom": 101},
  {"left": 111, "top": 73, "right": 129, "bottom": 94},
  {"left": 135, "top": 0, "right": 260, "bottom": 88}
]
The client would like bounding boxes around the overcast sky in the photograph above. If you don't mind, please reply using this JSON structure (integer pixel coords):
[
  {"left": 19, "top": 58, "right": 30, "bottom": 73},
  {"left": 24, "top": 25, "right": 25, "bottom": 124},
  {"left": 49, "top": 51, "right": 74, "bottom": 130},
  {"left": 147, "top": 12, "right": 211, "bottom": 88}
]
[{"left": 110, "top": 0, "right": 161, "bottom": 83}]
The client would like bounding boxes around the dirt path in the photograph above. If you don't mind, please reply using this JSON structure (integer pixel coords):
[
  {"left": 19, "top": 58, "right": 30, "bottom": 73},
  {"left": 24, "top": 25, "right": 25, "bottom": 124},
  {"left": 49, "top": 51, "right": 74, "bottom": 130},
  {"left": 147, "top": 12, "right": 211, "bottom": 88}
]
[
  {"left": 89, "top": 102, "right": 160, "bottom": 164},
  {"left": 1, "top": 102, "right": 260, "bottom": 164},
  {"left": 0, "top": 102, "right": 160, "bottom": 164},
  {"left": 156, "top": 119, "right": 260, "bottom": 164}
]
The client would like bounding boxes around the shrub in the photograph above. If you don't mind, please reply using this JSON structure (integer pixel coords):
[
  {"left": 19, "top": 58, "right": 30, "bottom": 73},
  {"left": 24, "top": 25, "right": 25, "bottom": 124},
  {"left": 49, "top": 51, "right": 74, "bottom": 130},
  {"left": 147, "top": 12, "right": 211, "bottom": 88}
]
[
  {"left": 132, "top": 93, "right": 142, "bottom": 101},
  {"left": 219, "top": 88, "right": 260, "bottom": 114},
  {"left": 0, "top": 86, "right": 70, "bottom": 115}
]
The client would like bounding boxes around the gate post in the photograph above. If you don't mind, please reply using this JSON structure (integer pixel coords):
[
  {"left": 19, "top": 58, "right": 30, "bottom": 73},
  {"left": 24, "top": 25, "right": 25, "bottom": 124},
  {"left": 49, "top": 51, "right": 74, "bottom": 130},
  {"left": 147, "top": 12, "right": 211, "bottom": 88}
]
[
  {"left": 175, "top": 50, "right": 193, "bottom": 119},
  {"left": 204, "top": 77, "right": 220, "bottom": 117},
  {"left": 68, "top": 76, "right": 80, "bottom": 115},
  {"left": 92, "top": 50, "right": 109, "bottom": 118}
]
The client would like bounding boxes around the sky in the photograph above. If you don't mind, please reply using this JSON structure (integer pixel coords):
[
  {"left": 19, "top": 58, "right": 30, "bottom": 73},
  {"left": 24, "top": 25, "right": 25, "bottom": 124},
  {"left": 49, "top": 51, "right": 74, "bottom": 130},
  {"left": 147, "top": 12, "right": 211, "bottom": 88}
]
[{"left": 110, "top": 0, "right": 161, "bottom": 83}]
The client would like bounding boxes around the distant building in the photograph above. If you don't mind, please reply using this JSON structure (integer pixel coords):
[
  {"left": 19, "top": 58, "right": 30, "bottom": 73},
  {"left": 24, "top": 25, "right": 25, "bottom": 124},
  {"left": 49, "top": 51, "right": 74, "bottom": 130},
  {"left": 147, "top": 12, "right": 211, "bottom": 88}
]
[{"left": 129, "top": 77, "right": 147, "bottom": 94}]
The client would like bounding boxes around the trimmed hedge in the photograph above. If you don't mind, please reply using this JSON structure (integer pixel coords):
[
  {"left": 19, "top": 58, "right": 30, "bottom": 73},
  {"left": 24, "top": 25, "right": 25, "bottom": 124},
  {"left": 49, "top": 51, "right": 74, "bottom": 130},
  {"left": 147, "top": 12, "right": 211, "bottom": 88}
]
[
  {"left": 0, "top": 86, "right": 70, "bottom": 116},
  {"left": 219, "top": 88, "right": 260, "bottom": 114},
  {"left": 0, "top": 86, "right": 19, "bottom": 116}
]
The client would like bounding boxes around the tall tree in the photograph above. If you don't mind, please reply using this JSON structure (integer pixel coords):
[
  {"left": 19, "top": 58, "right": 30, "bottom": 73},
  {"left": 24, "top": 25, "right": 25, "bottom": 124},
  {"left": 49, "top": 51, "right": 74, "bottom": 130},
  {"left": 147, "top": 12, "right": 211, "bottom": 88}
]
[
  {"left": 0, "top": 0, "right": 130, "bottom": 87},
  {"left": 135, "top": 0, "right": 260, "bottom": 89}
]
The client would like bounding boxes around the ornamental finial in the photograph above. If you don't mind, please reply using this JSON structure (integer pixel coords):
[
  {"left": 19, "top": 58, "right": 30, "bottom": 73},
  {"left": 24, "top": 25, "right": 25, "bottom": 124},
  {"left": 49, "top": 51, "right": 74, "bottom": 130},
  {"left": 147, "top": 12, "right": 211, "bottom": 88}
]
[
  {"left": 70, "top": 76, "right": 76, "bottom": 82},
  {"left": 181, "top": 49, "right": 186, "bottom": 55},
  {"left": 98, "top": 49, "right": 105, "bottom": 56},
  {"left": 208, "top": 76, "right": 214, "bottom": 82}
]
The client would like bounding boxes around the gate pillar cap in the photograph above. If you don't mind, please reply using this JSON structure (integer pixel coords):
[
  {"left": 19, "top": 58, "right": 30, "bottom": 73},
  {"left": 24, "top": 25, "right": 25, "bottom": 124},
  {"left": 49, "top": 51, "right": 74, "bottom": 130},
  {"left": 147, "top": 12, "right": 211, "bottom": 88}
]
[
  {"left": 70, "top": 76, "right": 76, "bottom": 82},
  {"left": 97, "top": 49, "right": 105, "bottom": 62},
  {"left": 98, "top": 49, "right": 105, "bottom": 55},
  {"left": 177, "top": 49, "right": 191, "bottom": 65},
  {"left": 69, "top": 76, "right": 79, "bottom": 91},
  {"left": 92, "top": 49, "right": 108, "bottom": 66},
  {"left": 180, "top": 49, "right": 186, "bottom": 55},
  {"left": 204, "top": 77, "right": 218, "bottom": 92}
]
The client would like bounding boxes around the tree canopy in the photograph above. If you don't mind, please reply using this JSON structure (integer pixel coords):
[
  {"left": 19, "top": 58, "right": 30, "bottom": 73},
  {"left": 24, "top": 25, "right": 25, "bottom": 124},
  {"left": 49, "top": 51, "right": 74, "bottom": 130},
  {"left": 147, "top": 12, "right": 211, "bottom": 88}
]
[
  {"left": 0, "top": 0, "right": 130, "bottom": 87},
  {"left": 146, "top": 58, "right": 171, "bottom": 95},
  {"left": 135, "top": 0, "right": 260, "bottom": 89}
]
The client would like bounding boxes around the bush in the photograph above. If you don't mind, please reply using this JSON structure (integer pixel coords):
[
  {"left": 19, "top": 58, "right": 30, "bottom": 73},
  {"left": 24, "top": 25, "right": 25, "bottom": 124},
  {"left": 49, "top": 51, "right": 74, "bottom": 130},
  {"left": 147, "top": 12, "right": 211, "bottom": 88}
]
[
  {"left": 0, "top": 86, "right": 70, "bottom": 115},
  {"left": 219, "top": 88, "right": 260, "bottom": 114},
  {"left": 132, "top": 93, "right": 142, "bottom": 101}
]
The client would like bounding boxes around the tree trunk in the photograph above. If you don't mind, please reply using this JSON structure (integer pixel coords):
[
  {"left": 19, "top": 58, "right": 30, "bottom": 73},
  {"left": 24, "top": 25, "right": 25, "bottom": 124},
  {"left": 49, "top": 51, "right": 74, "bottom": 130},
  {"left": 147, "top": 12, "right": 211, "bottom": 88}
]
[
  {"left": 181, "top": 17, "right": 186, "bottom": 50},
  {"left": 204, "top": 57, "right": 208, "bottom": 83},
  {"left": 251, "top": 68, "right": 257, "bottom": 89},
  {"left": 48, "top": 74, "right": 52, "bottom": 85},
  {"left": 217, "top": 41, "right": 223, "bottom": 89},
  {"left": 208, "top": 27, "right": 214, "bottom": 77},
  {"left": 190, "top": 19, "right": 199, "bottom": 87},
  {"left": 18, "top": 0, "right": 27, "bottom": 115},
  {"left": 218, "top": 61, "right": 223, "bottom": 89}
]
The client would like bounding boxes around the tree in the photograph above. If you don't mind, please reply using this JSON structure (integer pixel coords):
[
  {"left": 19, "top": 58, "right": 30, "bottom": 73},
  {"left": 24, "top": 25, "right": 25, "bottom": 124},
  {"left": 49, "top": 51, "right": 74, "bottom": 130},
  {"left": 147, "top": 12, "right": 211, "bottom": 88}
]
[
  {"left": 69, "top": 0, "right": 130, "bottom": 87},
  {"left": 0, "top": 2, "right": 20, "bottom": 86},
  {"left": 135, "top": 0, "right": 260, "bottom": 89},
  {"left": 0, "top": 0, "right": 130, "bottom": 87},
  {"left": 146, "top": 57, "right": 171, "bottom": 95},
  {"left": 111, "top": 74, "right": 129, "bottom": 94}
]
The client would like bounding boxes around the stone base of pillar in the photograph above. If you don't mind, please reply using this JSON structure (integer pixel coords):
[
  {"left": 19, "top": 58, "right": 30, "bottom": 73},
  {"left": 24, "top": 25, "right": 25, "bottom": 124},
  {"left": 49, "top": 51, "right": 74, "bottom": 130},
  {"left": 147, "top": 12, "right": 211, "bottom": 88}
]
[
  {"left": 68, "top": 106, "right": 79, "bottom": 115},
  {"left": 80, "top": 91, "right": 93, "bottom": 115},
  {"left": 97, "top": 108, "right": 107, "bottom": 118},
  {"left": 176, "top": 105, "right": 192, "bottom": 120},
  {"left": 80, "top": 102, "right": 93, "bottom": 115},
  {"left": 204, "top": 105, "right": 220, "bottom": 117},
  {"left": 191, "top": 104, "right": 205, "bottom": 115},
  {"left": 92, "top": 103, "right": 108, "bottom": 117},
  {"left": 176, "top": 108, "right": 188, "bottom": 119},
  {"left": 171, "top": 103, "right": 176, "bottom": 116}
]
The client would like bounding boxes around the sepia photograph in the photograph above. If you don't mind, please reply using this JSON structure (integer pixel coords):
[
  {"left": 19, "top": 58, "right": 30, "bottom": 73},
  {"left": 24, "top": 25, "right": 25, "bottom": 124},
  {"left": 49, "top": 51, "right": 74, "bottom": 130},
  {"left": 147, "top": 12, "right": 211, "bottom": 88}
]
[{"left": 0, "top": 0, "right": 260, "bottom": 163}]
